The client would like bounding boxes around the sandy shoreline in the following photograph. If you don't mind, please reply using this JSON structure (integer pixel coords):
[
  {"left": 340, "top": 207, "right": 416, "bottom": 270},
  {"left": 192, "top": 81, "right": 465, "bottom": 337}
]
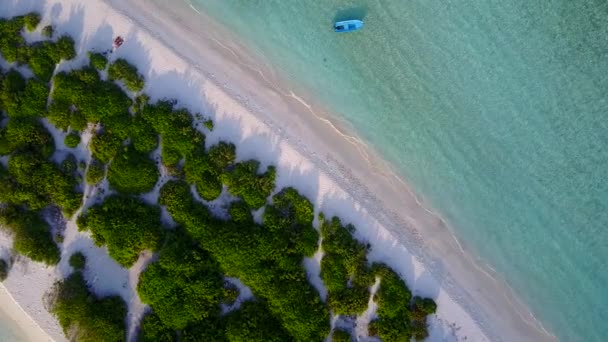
[
  {"left": 0, "top": 0, "right": 552, "bottom": 341},
  {"left": 0, "top": 284, "right": 54, "bottom": 342}
]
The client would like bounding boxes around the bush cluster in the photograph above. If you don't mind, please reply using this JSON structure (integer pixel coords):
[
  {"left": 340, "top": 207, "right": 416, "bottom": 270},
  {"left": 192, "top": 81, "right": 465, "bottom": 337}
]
[
  {"left": 183, "top": 141, "right": 236, "bottom": 201},
  {"left": 64, "top": 132, "right": 81, "bottom": 148},
  {"left": 332, "top": 329, "right": 352, "bottom": 342},
  {"left": 78, "top": 195, "right": 163, "bottom": 267},
  {"left": 47, "top": 271, "right": 127, "bottom": 341},
  {"left": 23, "top": 13, "right": 40, "bottom": 32},
  {"left": 220, "top": 160, "right": 275, "bottom": 209},
  {"left": 50, "top": 67, "right": 131, "bottom": 131},
  {"left": 0, "top": 15, "right": 28, "bottom": 62},
  {"left": 0, "top": 69, "right": 49, "bottom": 118},
  {"left": 0, "top": 205, "right": 60, "bottom": 265},
  {"left": 107, "top": 145, "right": 159, "bottom": 194},
  {"left": 319, "top": 215, "right": 374, "bottom": 315},
  {"left": 369, "top": 263, "right": 437, "bottom": 341},
  {"left": 85, "top": 159, "right": 105, "bottom": 185},
  {"left": 137, "top": 228, "right": 224, "bottom": 336},
  {"left": 159, "top": 181, "right": 329, "bottom": 341},
  {"left": 224, "top": 300, "right": 291, "bottom": 342},
  {"left": 141, "top": 100, "right": 204, "bottom": 168},
  {"left": 0, "top": 151, "right": 82, "bottom": 216},
  {"left": 42, "top": 25, "right": 53, "bottom": 38},
  {"left": 69, "top": 252, "right": 86, "bottom": 270},
  {"left": 108, "top": 58, "right": 145, "bottom": 92},
  {"left": 88, "top": 52, "right": 108, "bottom": 70}
]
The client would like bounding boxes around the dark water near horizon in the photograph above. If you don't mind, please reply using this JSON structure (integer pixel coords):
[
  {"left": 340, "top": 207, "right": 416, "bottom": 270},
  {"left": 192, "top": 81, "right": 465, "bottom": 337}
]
[{"left": 191, "top": 1, "right": 608, "bottom": 341}]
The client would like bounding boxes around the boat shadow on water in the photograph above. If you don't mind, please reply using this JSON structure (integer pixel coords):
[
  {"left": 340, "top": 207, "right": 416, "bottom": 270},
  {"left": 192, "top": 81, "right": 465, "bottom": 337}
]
[{"left": 333, "top": 6, "right": 368, "bottom": 23}]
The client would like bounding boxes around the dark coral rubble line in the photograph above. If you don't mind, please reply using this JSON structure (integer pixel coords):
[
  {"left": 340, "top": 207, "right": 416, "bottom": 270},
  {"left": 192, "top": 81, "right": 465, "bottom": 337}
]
[{"left": 0, "top": 11, "right": 436, "bottom": 342}]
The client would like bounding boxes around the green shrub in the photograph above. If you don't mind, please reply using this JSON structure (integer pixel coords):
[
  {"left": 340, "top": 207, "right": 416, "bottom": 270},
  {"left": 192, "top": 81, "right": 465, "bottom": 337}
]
[
  {"left": 79, "top": 195, "right": 163, "bottom": 267},
  {"left": 0, "top": 259, "right": 9, "bottom": 281},
  {"left": 107, "top": 145, "right": 159, "bottom": 194},
  {"left": 0, "top": 69, "right": 49, "bottom": 117},
  {"left": 24, "top": 41, "right": 59, "bottom": 81},
  {"left": 108, "top": 58, "right": 145, "bottom": 92},
  {"left": 332, "top": 329, "right": 351, "bottom": 342},
  {"left": 0, "top": 206, "right": 60, "bottom": 265},
  {"left": 137, "top": 228, "right": 224, "bottom": 330},
  {"left": 50, "top": 67, "right": 132, "bottom": 125},
  {"left": 159, "top": 181, "right": 330, "bottom": 341},
  {"left": 48, "top": 272, "right": 127, "bottom": 342},
  {"left": 203, "top": 119, "right": 214, "bottom": 131},
  {"left": 141, "top": 101, "right": 204, "bottom": 167},
  {"left": 220, "top": 160, "right": 275, "bottom": 209},
  {"left": 69, "top": 252, "right": 86, "bottom": 270},
  {"left": 0, "top": 118, "right": 55, "bottom": 157},
  {"left": 319, "top": 215, "right": 373, "bottom": 315},
  {"left": 64, "top": 132, "right": 81, "bottom": 148},
  {"left": 55, "top": 35, "right": 76, "bottom": 61},
  {"left": 88, "top": 52, "right": 108, "bottom": 70},
  {"left": 4, "top": 151, "right": 81, "bottom": 216},
  {"left": 225, "top": 300, "right": 291, "bottom": 342},
  {"left": 208, "top": 141, "right": 236, "bottom": 172},
  {"left": 90, "top": 131, "right": 122, "bottom": 163},
  {"left": 369, "top": 263, "right": 435, "bottom": 341},
  {"left": 0, "top": 17, "right": 28, "bottom": 63},
  {"left": 42, "top": 25, "right": 53, "bottom": 38},
  {"left": 60, "top": 153, "right": 78, "bottom": 175},
  {"left": 85, "top": 159, "right": 105, "bottom": 185},
  {"left": 137, "top": 312, "right": 177, "bottom": 342},
  {"left": 23, "top": 13, "right": 40, "bottom": 32},
  {"left": 130, "top": 113, "right": 158, "bottom": 153},
  {"left": 228, "top": 201, "right": 253, "bottom": 224},
  {"left": 184, "top": 150, "right": 222, "bottom": 201}
]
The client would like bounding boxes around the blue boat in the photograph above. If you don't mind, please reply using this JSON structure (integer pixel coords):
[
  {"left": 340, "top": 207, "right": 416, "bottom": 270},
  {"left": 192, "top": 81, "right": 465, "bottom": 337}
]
[{"left": 334, "top": 19, "right": 364, "bottom": 33}]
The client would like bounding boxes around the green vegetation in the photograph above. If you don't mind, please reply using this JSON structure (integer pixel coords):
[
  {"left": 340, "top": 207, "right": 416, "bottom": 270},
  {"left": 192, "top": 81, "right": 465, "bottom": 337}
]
[
  {"left": 1, "top": 69, "right": 49, "bottom": 119},
  {"left": 320, "top": 214, "right": 373, "bottom": 315},
  {"left": 107, "top": 145, "right": 159, "bottom": 194},
  {"left": 0, "top": 15, "right": 28, "bottom": 63},
  {"left": 0, "top": 151, "right": 81, "bottom": 216},
  {"left": 69, "top": 252, "right": 86, "bottom": 270},
  {"left": 137, "top": 312, "right": 177, "bottom": 342},
  {"left": 332, "top": 329, "right": 352, "bottom": 342},
  {"left": 23, "top": 13, "right": 41, "bottom": 32},
  {"left": 108, "top": 58, "right": 145, "bottom": 92},
  {"left": 50, "top": 66, "right": 131, "bottom": 130},
  {"left": 85, "top": 159, "right": 105, "bottom": 185},
  {"left": 220, "top": 160, "right": 275, "bottom": 209},
  {"left": 369, "top": 264, "right": 437, "bottom": 341},
  {"left": 64, "top": 132, "right": 81, "bottom": 148},
  {"left": 48, "top": 271, "right": 127, "bottom": 342},
  {"left": 42, "top": 25, "right": 53, "bottom": 38},
  {"left": 78, "top": 195, "right": 163, "bottom": 267},
  {"left": 160, "top": 181, "right": 328, "bottom": 341},
  {"left": 88, "top": 52, "right": 108, "bottom": 70},
  {"left": 141, "top": 100, "right": 204, "bottom": 168},
  {"left": 137, "top": 228, "right": 223, "bottom": 333},
  {"left": 1, "top": 13, "right": 438, "bottom": 342},
  {"left": 0, "top": 259, "right": 9, "bottom": 281},
  {"left": 90, "top": 131, "right": 122, "bottom": 163},
  {"left": 224, "top": 300, "right": 291, "bottom": 342},
  {"left": 203, "top": 119, "right": 214, "bottom": 131},
  {"left": 0, "top": 205, "right": 59, "bottom": 265}
]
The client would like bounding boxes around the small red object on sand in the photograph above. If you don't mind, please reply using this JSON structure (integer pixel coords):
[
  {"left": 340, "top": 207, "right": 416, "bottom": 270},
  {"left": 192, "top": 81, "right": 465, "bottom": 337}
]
[{"left": 113, "top": 36, "right": 124, "bottom": 48}]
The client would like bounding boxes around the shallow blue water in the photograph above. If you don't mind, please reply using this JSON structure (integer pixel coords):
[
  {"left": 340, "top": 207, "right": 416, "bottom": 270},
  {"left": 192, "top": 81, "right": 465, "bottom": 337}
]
[{"left": 191, "top": 1, "right": 608, "bottom": 341}]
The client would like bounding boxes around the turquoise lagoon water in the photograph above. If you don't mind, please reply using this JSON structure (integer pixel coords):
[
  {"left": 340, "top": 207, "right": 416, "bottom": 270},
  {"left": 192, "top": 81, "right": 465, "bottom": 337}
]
[{"left": 190, "top": 1, "right": 608, "bottom": 341}]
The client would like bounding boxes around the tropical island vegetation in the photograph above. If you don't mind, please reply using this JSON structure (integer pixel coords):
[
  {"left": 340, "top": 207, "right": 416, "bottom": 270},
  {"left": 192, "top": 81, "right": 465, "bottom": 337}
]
[{"left": 0, "top": 11, "right": 437, "bottom": 341}]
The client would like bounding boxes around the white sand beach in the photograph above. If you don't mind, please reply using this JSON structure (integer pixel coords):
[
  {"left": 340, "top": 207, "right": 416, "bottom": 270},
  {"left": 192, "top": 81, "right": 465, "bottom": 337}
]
[{"left": 0, "top": 0, "right": 554, "bottom": 341}]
